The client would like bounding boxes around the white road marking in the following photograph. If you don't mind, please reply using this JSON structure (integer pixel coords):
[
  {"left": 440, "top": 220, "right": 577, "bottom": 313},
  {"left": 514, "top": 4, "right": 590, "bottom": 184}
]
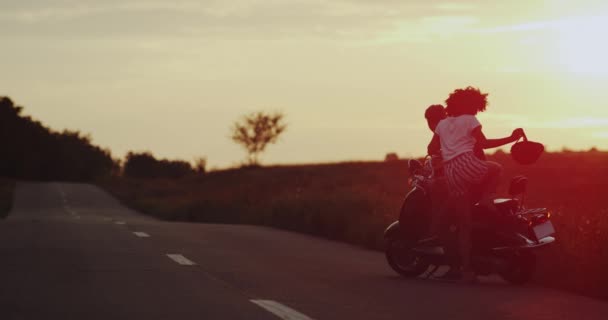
[
  {"left": 58, "top": 185, "right": 66, "bottom": 197},
  {"left": 166, "top": 254, "right": 196, "bottom": 266},
  {"left": 115, "top": 221, "right": 126, "bottom": 225},
  {"left": 133, "top": 232, "right": 150, "bottom": 238},
  {"left": 64, "top": 206, "right": 77, "bottom": 216},
  {"left": 251, "top": 300, "right": 314, "bottom": 320}
]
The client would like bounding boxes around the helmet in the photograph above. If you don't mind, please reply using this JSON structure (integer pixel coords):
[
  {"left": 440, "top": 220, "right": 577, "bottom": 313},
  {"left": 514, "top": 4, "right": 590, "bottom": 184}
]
[{"left": 511, "top": 137, "right": 544, "bottom": 165}]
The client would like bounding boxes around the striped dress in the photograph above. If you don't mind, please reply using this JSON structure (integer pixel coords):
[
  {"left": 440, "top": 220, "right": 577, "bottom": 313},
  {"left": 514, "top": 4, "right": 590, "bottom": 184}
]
[
  {"left": 443, "top": 151, "right": 488, "bottom": 196},
  {"left": 435, "top": 115, "right": 489, "bottom": 197}
]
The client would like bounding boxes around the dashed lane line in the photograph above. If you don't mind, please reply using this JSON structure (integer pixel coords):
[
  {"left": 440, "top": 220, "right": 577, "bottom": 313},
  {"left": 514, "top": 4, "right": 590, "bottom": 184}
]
[
  {"left": 166, "top": 254, "right": 196, "bottom": 266},
  {"left": 251, "top": 300, "right": 314, "bottom": 320},
  {"left": 57, "top": 185, "right": 66, "bottom": 198},
  {"left": 64, "top": 205, "right": 77, "bottom": 217},
  {"left": 115, "top": 221, "right": 126, "bottom": 225},
  {"left": 133, "top": 232, "right": 150, "bottom": 238}
]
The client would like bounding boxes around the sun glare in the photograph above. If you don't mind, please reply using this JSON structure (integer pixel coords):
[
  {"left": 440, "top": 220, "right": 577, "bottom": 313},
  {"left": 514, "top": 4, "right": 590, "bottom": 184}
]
[{"left": 551, "top": 15, "right": 608, "bottom": 73}]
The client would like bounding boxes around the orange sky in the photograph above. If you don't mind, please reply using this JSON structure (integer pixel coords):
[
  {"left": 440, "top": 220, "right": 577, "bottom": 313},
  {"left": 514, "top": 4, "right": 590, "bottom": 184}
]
[{"left": 1, "top": 0, "right": 607, "bottom": 167}]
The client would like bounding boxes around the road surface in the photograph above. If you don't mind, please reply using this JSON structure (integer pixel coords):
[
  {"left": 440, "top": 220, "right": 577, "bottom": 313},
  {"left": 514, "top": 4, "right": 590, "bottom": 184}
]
[{"left": 0, "top": 182, "right": 606, "bottom": 319}]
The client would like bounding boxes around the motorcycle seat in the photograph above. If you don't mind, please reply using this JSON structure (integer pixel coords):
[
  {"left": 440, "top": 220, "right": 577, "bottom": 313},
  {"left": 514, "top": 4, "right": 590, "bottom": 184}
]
[
  {"left": 471, "top": 198, "right": 519, "bottom": 228},
  {"left": 493, "top": 198, "right": 514, "bottom": 205},
  {"left": 473, "top": 198, "right": 518, "bottom": 213}
]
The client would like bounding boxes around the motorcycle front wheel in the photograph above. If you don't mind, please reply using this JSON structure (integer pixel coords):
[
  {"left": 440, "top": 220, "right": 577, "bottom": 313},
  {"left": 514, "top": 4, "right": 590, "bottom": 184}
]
[{"left": 385, "top": 237, "right": 430, "bottom": 277}]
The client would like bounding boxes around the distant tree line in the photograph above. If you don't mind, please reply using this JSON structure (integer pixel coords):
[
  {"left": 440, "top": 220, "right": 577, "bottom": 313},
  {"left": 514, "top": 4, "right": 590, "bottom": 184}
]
[
  {"left": 1, "top": 96, "right": 286, "bottom": 181},
  {"left": 0, "top": 96, "right": 116, "bottom": 181}
]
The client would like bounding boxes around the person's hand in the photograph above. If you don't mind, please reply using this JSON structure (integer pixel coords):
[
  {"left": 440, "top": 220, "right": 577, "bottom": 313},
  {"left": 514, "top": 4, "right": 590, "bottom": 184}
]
[{"left": 511, "top": 128, "right": 525, "bottom": 140}]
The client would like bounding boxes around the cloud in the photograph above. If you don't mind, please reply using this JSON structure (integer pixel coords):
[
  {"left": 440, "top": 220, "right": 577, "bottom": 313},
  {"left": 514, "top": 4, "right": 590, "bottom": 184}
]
[
  {"left": 482, "top": 114, "right": 608, "bottom": 129},
  {"left": 592, "top": 131, "right": 608, "bottom": 139},
  {"left": 434, "top": 2, "right": 477, "bottom": 12},
  {"left": 473, "top": 12, "right": 608, "bottom": 34},
  {"left": 542, "top": 118, "right": 608, "bottom": 129},
  {"left": 0, "top": 0, "right": 487, "bottom": 40},
  {"left": 0, "top": 1, "right": 222, "bottom": 23}
]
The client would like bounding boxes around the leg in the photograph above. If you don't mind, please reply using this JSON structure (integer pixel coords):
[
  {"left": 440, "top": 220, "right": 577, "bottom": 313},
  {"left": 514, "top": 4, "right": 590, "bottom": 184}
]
[
  {"left": 435, "top": 194, "right": 473, "bottom": 281},
  {"left": 479, "top": 161, "right": 502, "bottom": 206},
  {"left": 458, "top": 193, "right": 477, "bottom": 283},
  {"left": 441, "top": 196, "right": 460, "bottom": 267},
  {"left": 433, "top": 196, "right": 462, "bottom": 280},
  {"left": 429, "top": 178, "right": 448, "bottom": 237},
  {"left": 457, "top": 194, "right": 472, "bottom": 272}
]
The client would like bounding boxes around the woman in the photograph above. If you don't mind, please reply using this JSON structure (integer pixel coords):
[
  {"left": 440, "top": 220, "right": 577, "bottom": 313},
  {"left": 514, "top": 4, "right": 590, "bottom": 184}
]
[{"left": 428, "top": 86, "right": 524, "bottom": 282}]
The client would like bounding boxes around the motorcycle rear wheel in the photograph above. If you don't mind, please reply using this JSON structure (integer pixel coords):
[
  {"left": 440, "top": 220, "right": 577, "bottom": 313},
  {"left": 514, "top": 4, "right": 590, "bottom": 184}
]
[
  {"left": 500, "top": 251, "right": 536, "bottom": 285},
  {"left": 385, "top": 237, "right": 430, "bottom": 277}
]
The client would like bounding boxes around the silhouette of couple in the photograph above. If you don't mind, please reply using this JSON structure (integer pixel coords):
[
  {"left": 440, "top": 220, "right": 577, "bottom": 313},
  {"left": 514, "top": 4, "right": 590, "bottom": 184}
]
[{"left": 424, "top": 86, "right": 525, "bottom": 282}]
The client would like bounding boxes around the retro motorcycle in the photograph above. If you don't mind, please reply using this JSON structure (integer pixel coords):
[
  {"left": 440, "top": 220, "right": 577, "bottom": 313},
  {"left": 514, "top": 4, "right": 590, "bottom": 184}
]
[{"left": 384, "top": 158, "right": 556, "bottom": 284}]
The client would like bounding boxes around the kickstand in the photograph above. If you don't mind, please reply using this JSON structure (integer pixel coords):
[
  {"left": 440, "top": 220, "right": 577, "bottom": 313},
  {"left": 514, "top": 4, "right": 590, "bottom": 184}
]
[{"left": 424, "top": 265, "right": 439, "bottom": 279}]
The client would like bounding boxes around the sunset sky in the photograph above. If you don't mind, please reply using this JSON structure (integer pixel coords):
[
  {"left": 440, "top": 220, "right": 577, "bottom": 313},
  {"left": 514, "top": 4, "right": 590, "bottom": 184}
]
[{"left": 1, "top": 0, "right": 607, "bottom": 167}]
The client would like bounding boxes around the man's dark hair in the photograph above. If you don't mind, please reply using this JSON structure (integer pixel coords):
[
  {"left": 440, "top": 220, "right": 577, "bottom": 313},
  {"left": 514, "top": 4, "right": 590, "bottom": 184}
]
[
  {"left": 424, "top": 104, "right": 446, "bottom": 122},
  {"left": 445, "top": 86, "right": 488, "bottom": 116}
]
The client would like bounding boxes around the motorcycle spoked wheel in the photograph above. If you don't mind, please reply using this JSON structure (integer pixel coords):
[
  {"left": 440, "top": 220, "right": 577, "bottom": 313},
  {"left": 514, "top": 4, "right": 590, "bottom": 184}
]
[
  {"left": 385, "top": 237, "right": 430, "bottom": 277},
  {"left": 500, "top": 251, "right": 536, "bottom": 285}
]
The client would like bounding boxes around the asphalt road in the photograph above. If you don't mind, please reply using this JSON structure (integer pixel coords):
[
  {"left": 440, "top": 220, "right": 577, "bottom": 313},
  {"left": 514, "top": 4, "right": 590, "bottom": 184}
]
[{"left": 0, "top": 182, "right": 606, "bottom": 320}]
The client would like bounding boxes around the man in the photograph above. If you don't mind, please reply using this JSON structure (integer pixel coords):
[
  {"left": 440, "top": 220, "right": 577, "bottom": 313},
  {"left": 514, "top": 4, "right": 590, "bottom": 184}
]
[
  {"left": 424, "top": 104, "right": 447, "bottom": 236},
  {"left": 424, "top": 104, "right": 461, "bottom": 281}
]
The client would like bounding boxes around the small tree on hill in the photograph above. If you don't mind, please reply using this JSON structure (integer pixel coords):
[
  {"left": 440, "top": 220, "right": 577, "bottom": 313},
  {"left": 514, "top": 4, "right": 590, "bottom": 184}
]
[
  {"left": 193, "top": 156, "right": 207, "bottom": 174},
  {"left": 231, "top": 111, "right": 286, "bottom": 166}
]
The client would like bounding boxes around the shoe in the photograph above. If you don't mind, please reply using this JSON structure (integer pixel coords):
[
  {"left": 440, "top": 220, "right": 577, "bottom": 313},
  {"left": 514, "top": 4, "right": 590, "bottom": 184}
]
[
  {"left": 433, "top": 268, "right": 462, "bottom": 282},
  {"left": 418, "top": 235, "right": 439, "bottom": 244},
  {"left": 461, "top": 271, "right": 478, "bottom": 284}
]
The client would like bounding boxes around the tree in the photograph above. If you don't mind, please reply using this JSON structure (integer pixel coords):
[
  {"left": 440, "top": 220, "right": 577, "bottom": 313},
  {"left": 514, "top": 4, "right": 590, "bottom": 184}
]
[
  {"left": 384, "top": 152, "right": 399, "bottom": 162},
  {"left": 231, "top": 111, "right": 287, "bottom": 166},
  {"left": 0, "top": 96, "right": 116, "bottom": 181},
  {"left": 193, "top": 157, "right": 207, "bottom": 174}
]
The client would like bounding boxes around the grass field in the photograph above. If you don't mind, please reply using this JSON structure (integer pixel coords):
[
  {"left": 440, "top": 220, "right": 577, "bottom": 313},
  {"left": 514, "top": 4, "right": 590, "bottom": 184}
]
[
  {"left": 102, "top": 150, "right": 608, "bottom": 298},
  {"left": 0, "top": 179, "right": 15, "bottom": 219}
]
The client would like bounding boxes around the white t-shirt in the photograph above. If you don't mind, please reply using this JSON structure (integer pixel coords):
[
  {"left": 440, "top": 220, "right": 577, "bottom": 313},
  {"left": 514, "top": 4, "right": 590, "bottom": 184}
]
[{"left": 434, "top": 115, "right": 481, "bottom": 162}]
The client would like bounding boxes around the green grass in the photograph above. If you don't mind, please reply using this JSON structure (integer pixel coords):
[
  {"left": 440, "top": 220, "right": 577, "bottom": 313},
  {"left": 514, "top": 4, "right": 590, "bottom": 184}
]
[
  {"left": 101, "top": 151, "right": 608, "bottom": 299},
  {"left": 0, "top": 179, "right": 15, "bottom": 219},
  {"left": 102, "top": 161, "right": 406, "bottom": 249}
]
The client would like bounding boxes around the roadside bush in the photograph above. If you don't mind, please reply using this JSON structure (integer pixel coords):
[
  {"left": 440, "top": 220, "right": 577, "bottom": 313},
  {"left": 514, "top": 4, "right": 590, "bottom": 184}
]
[
  {"left": 123, "top": 152, "right": 194, "bottom": 179},
  {"left": 0, "top": 179, "right": 15, "bottom": 219}
]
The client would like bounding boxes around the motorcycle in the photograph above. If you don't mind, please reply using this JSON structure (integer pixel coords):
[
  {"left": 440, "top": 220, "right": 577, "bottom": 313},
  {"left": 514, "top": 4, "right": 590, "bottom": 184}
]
[{"left": 384, "top": 157, "right": 556, "bottom": 284}]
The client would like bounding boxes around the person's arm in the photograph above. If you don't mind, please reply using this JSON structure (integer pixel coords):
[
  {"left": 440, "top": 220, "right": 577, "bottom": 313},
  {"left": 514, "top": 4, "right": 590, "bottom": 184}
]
[
  {"left": 472, "top": 126, "right": 524, "bottom": 149},
  {"left": 473, "top": 143, "right": 486, "bottom": 160},
  {"left": 428, "top": 133, "right": 441, "bottom": 156}
]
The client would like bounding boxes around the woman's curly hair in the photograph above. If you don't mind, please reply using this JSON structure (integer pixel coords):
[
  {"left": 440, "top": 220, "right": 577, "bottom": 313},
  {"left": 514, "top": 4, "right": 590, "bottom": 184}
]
[{"left": 445, "top": 86, "right": 488, "bottom": 116}]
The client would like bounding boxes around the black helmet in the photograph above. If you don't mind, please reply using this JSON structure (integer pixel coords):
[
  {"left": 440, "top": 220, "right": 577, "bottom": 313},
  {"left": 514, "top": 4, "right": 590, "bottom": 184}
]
[{"left": 511, "top": 135, "right": 544, "bottom": 165}]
